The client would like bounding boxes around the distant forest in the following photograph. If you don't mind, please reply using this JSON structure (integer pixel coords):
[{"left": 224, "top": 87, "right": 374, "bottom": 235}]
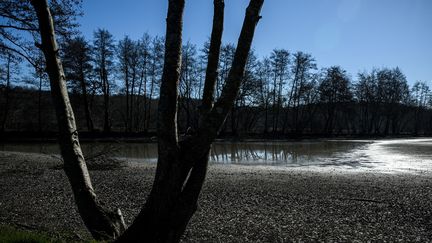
[{"left": 1, "top": 29, "right": 431, "bottom": 137}]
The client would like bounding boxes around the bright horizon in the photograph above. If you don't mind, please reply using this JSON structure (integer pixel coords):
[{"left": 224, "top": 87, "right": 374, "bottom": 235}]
[{"left": 79, "top": 0, "right": 432, "bottom": 85}]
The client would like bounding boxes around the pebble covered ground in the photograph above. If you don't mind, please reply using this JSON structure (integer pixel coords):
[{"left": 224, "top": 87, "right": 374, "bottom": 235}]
[{"left": 1, "top": 151, "right": 432, "bottom": 242}]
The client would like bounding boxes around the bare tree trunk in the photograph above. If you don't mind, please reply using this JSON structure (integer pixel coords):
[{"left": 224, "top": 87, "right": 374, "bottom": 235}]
[
  {"left": 264, "top": 103, "right": 269, "bottom": 134},
  {"left": 103, "top": 68, "right": 111, "bottom": 132},
  {"left": 30, "top": 0, "right": 125, "bottom": 240},
  {"left": 231, "top": 101, "right": 238, "bottom": 135},
  {"left": 130, "top": 71, "right": 136, "bottom": 132},
  {"left": 146, "top": 75, "right": 155, "bottom": 131},
  {"left": 272, "top": 74, "right": 277, "bottom": 132},
  {"left": 141, "top": 69, "right": 148, "bottom": 132},
  {"left": 79, "top": 66, "right": 94, "bottom": 132},
  {"left": 117, "top": 0, "right": 263, "bottom": 242},
  {"left": 124, "top": 66, "right": 130, "bottom": 132},
  {"left": 1, "top": 53, "right": 11, "bottom": 132},
  {"left": 38, "top": 73, "right": 42, "bottom": 132}
]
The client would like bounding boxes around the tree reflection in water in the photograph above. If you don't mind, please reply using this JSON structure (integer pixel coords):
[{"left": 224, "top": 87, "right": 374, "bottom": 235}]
[
  {"left": 4, "top": 139, "right": 432, "bottom": 172},
  {"left": 209, "top": 141, "right": 363, "bottom": 165}
]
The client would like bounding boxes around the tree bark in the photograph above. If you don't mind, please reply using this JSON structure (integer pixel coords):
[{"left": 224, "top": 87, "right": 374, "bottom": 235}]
[
  {"left": 116, "top": 1, "right": 185, "bottom": 242},
  {"left": 117, "top": 0, "right": 263, "bottom": 242},
  {"left": 201, "top": 0, "right": 224, "bottom": 115},
  {"left": 30, "top": 0, "right": 125, "bottom": 240}
]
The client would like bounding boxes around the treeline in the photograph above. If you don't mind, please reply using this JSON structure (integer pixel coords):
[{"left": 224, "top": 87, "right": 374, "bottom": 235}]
[{"left": 0, "top": 29, "right": 431, "bottom": 136}]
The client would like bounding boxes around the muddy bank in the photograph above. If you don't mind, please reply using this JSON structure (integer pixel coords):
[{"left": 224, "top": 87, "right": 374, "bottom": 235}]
[{"left": 0, "top": 151, "right": 432, "bottom": 242}]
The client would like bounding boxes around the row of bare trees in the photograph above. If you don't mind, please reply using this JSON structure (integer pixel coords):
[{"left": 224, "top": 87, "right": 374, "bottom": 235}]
[
  {"left": 1, "top": 0, "right": 430, "bottom": 137},
  {"left": 1, "top": 39, "right": 431, "bottom": 135},
  {"left": 1, "top": 0, "right": 431, "bottom": 137},
  {"left": 60, "top": 31, "right": 165, "bottom": 133}
]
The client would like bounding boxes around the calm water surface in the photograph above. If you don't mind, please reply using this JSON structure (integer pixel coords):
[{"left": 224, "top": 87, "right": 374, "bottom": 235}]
[{"left": 1, "top": 138, "right": 431, "bottom": 173}]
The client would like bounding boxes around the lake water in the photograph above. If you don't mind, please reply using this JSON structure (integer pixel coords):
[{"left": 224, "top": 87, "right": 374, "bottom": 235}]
[{"left": 1, "top": 138, "right": 431, "bottom": 173}]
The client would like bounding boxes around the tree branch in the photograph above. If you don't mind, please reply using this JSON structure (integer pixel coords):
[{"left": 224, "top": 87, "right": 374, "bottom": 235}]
[
  {"left": 200, "top": 0, "right": 224, "bottom": 115},
  {"left": 197, "top": 0, "right": 264, "bottom": 146},
  {"left": 0, "top": 13, "right": 35, "bottom": 25},
  {"left": 0, "top": 43, "right": 38, "bottom": 68},
  {"left": 157, "top": 0, "right": 185, "bottom": 150},
  {"left": 0, "top": 24, "right": 38, "bottom": 31}
]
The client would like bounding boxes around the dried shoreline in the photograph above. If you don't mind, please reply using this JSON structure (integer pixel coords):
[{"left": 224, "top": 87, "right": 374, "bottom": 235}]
[{"left": 1, "top": 151, "right": 432, "bottom": 242}]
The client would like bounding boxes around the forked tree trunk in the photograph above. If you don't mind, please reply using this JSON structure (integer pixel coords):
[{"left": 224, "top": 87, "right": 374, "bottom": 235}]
[
  {"left": 30, "top": 0, "right": 125, "bottom": 240},
  {"left": 117, "top": 0, "right": 263, "bottom": 242}
]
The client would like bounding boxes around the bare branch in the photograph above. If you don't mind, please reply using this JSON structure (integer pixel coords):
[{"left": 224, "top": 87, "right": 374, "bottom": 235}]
[
  {"left": 0, "top": 13, "right": 35, "bottom": 25},
  {"left": 157, "top": 0, "right": 185, "bottom": 149},
  {"left": 197, "top": 0, "right": 264, "bottom": 145},
  {"left": 0, "top": 24, "right": 38, "bottom": 31},
  {"left": 200, "top": 0, "right": 224, "bottom": 114},
  {"left": 0, "top": 43, "right": 37, "bottom": 68}
]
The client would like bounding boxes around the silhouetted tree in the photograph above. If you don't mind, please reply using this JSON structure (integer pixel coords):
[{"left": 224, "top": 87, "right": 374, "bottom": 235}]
[
  {"left": 355, "top": 69, "right": 379, "bottom": 134},
  {"left": 118, "top": 35, "right": 140, "bottom": 132},
  {"left": 217, "top": 43, "right": 235, "bottom": 97},
  {"left": 376, "top": 67, "right": 410, "bottom": 135},
  {"left": 0, "top": 0, "right": 81, "bottom": 68},
  {"left": 31, "top": 53, "right": 49, "bottom": 132},
  {"left": 135, "top": 33, "right": 151, "bottom": 131},
  {"left": 287, "top": 51, "right": 317, "bottom": 134},
  {"left": 411, "top": 81, "right": 429, "bottom": 134},
  {"left": 0, "top": 52, "right": 19, "bottom": 132},
  {"left": 318, "top": 66, "right": 353, "bottom": 134},
  {"left": 255, "top": 57, "right": 272, "bottom": 133},
  {"left": 145, "top": 36, "right": 164, "bottom": 131},
  {"left": 235, "top": 49, "right": 259, "bottom": 134},
  {"left": 270, "top": 49, "right": 289, "bottom": 133},
  {"left": 62, "top": 36, "right": 94, "bottom": 131},
  {"left": 93, "top": 28, "right": 115, "bottom": 132},
  {"left": 179, "top": 41, "right": 199, "bottom": 130}
]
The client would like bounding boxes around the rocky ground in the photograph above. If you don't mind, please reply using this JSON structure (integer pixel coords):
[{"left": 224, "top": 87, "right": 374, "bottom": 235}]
[{"left": 1, "top": 151, "right": 432, "bottom": 242}]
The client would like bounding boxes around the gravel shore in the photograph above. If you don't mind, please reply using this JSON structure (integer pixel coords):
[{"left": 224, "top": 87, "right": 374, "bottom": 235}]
[{"left": 1, "top": 151, "right": 432, "bottom": 242}]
